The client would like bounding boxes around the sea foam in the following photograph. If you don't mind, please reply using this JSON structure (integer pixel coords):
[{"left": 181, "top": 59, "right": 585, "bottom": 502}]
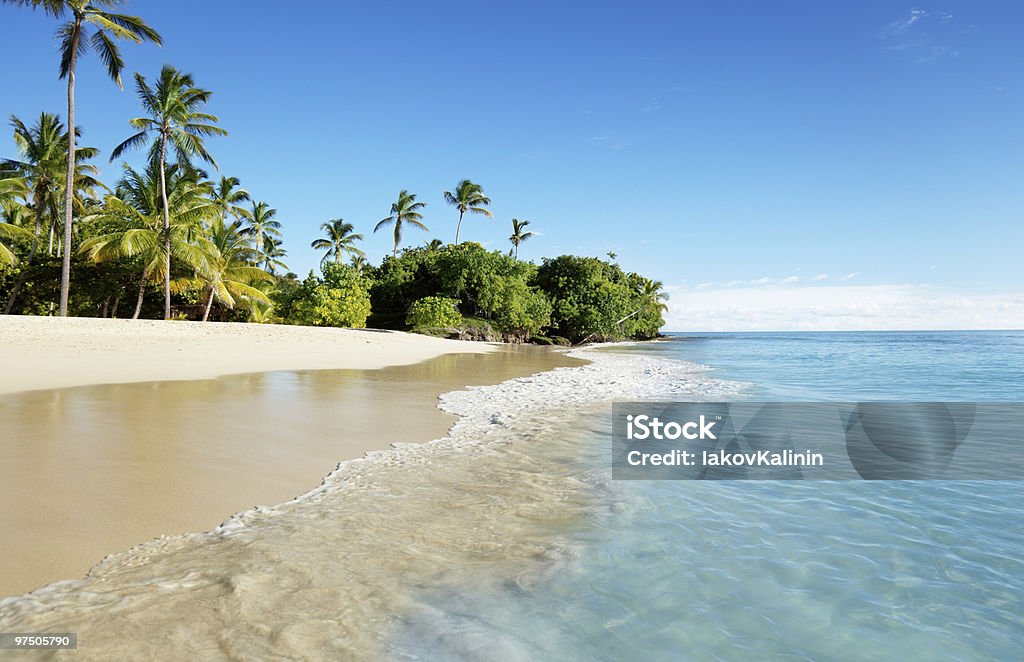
[{"left": 0, "top": 346, "right": 740, "bottom": 659}]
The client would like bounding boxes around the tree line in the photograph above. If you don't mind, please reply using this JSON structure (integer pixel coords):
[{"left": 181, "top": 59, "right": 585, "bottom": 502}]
[{"left": 1, "top": 0, "right": 668, "bottom": 343}]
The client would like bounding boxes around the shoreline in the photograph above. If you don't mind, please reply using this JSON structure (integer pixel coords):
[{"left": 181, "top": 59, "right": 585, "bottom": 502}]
[
  {"left": 0, "top": 343, "right": 737, "bottom": 658},
  {"left": 0, "top": 315, "right": 495, "bottom": 396},
  {"left": 0, "top": 318, "right": 585, "bottom": 597}
]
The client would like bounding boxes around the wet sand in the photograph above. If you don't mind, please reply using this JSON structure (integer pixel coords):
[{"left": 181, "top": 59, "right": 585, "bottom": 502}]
[{"left": 0, "top": 346, "right": 584, "bottom": 597}]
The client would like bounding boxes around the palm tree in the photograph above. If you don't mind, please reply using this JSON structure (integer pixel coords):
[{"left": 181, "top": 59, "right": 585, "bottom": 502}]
[
  {"left": 241, "top": 201, "right": 281, "bottom": 266},
  {"left": 0, "top": 174, "right": 27, "bottom": 201},
  {"left": 348, "top": 254, "right": 369, "bottom": 274},
  {"left": 0, "top": 178, "right": 32, "bottom": 267},
  {"left": 247, "top": 300, "right": 278, "bottom": 324},
  {"left": 508, "top": 218, "right": 534, "bottom": 259},
  {"left": 2, "top": 112, "right": 102, "bottom": 313},
  {"left": 0, "top": 212, "right": 34, "bottom": 267},
  {"left": 211, "top": 175, "right": 250, "bottom": 224},
  {"left": 80, "top": 162, "right": 214, "bottom": 318},
  {"left": 423, "top": 238, "right": 444, "bottom": 252},
  {"left": 311, "top": 218, "right": 364, "bottom": 267},
  {"left": 3, "top": 0, "right": 162, "bottom": 316},
  {"left": 443, "top": 179, "right": 492, "bottom": 244},
  {"left": 175, "top": 218, "right": 272, "bottom": 321},
  {"left": 375, "top": 190, "right": 427, "bottom": 257},
  {"left": 110, "top": 65, "right": 227, "bottom": 319},
  {"left": 637, "top": 278, "right": 669, "bottom": 314},
  {"left": 260, "top": 234, "right": 289, "bottom": 275}
]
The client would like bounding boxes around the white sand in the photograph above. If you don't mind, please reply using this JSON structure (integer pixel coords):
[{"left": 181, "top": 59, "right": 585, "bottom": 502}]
[{"left": 0, "top": 315, "right": 493, "bottom": 395}]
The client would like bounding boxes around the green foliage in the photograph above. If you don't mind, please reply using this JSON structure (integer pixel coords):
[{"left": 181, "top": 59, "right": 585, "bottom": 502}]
[
  {"left": 477, "top": 275, "right": 551, "bottom": 337},
  {"left": 535, "top": 255, "right": 664, "bottom": 342},
  {"left": 371, "top": 242, "right": 552, "bottom": 339},
  {"left": 406, "top": 296, "right": 463, "bottom": 329},
  {"left": 289, "top": 263, "right": 372, "bottom": 328}
]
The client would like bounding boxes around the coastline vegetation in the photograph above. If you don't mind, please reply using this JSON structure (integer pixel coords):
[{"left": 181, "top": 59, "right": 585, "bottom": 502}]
[{"left": 0, "top": 0, "right": 667, "bottom": 343}]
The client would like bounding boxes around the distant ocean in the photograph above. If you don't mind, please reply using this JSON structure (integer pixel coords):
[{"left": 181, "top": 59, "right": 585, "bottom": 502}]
[{"left": 389, "top": 331, "right": 1024, "bottom": 660}]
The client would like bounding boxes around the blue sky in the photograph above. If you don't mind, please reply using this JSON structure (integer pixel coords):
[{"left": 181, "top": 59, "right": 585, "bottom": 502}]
[{"left": 2, "top": 1, "right": 1022, "bottom": 330}]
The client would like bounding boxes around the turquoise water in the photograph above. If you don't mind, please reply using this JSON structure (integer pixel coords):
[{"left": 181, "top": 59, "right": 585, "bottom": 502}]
[
  {"left": 390, "top": 332, "right": 1024, "bottom": 661},
  {"left": 652, "top": 330, "right": 1024, "bottom": 401}
]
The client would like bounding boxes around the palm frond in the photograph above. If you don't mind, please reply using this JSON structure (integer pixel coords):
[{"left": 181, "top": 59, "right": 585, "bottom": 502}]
[{"left": 88, "top": 28, "right": 126, "bottom": 86}]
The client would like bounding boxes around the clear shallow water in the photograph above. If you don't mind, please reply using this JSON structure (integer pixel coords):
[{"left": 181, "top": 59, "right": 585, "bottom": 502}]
[
  {"left": 389, "top": 332, "right": 1024, "bottom": 661},
  {"left": 2, "top": 333, "right": 1021, "bottom": 660}
]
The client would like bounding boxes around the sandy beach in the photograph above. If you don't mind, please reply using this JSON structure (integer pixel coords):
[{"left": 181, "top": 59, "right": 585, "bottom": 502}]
[
  {"left": 0, "top": 315, "right": 494, "bottom": 396},
  {"left": 0, "top": 316, "right": 583, "bottom": 596}
]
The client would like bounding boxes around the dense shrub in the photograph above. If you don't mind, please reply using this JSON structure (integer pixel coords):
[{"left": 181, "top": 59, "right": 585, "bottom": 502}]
[
  {"left": 372, "top": 243, "right": 550, "bottom": 338},
  {"left": 286, "top": 263, "right": 372, "bottom": 327},
  {"left": 477, "top": 275, "right": 551, "bottom": 338},
  {"left": 406, "top": 296, "right": 463, "bottom": 329},
  {"left": 367, "top": 245, "right": 664, "bottom": 342},
  {"left": 534, "top": 255, "right": 663, "bottom": 342}
]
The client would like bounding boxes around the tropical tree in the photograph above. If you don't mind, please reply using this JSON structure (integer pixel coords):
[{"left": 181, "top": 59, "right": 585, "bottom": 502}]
[
  {"left": 0, "top": 213, "right": 33, "bottom": 267},
  {"left": 443, "top": 179, "right": 492, "bottom": 244},
  {"left": 260, "top": 234, "right": 289, "bottom": 275},
  {"left": 348, "top": 254, "right": 369, "bottom": 274},
  {"left": 636, "top": 277, "right": 669, "bottom": 314},
  {"left": 3, "top": 0, "right": 162, "bottom": 316},
  {"left": 79, "top": 163, "right": 214, "bottom": 318},
  {"left": 241, "top": 201, "right": 281, "bottom": 266},
  {"left": 0, "top": 178, "right": 33, "bottom": 266},
  {"left": 174, "top": 218, "right": 272, "bottom": 321},
  {"left": 508, "top": 218, "right": 534, "bottom": 259},
  {"left": 247, "top": 300, "right": 278, "bottom": 324},
  {"left": 110, "top": 65, "right": 227, "bottom": 319},
  {"left": 2, "top": 112, "right": 102, "bottom": 313},
  {"left": 423, "top": 238, "right": 444, "bottom": 252},
  {"left": 375, "top": 190, "right": 427, "bottom": 257},
  {"left": 210, "top": 175, "right": 250, "bottom": 223},
  {"left": 311, "top": 218, "right": 364, "bottom": 267},
  {"left": 0, "top": 174, "right": 27, "bottom": 201}
]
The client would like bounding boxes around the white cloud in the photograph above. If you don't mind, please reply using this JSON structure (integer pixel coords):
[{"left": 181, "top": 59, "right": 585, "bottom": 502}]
[
  {"left": 841, "top": 272, "right": 860, "bottom": 281},
  {"left": 780, "top": 275, "right": 800, "bottom": 284},
  {"left": 812, "top": 273, "right": 829, "bottom": 281},
  {"left": 663, "top": 284, "right": 1024, "bottom": 331},
  {"left": 751, "top": 276, "right": 773, "bottom": 285}
]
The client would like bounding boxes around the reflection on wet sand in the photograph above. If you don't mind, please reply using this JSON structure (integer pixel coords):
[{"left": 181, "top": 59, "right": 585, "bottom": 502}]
[
  {"left": 0, "top": 347, "right": 728, "bottom": 660},
  {"left": 0, "top": 346, "right": 583, "bottom": 596}
]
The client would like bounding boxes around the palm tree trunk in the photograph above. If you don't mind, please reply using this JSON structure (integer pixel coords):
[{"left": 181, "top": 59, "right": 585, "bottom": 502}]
[
  {"left": 158, "top": 136, "right": 172, "bottom": 320},
  {"left": 393, "top": 223, "right": 400, "bottom": 257},
  {"left": 132, "top": 268, "right": 149, "bottom": 319},
  {"left": 455, "top": 210, "right": 465, "bottom": 244},
  {"left": 111, "top": 295, "right": 121, "bottom": 319},
  {"left": 202, "top": 288, "right": 215, "bottom": 322},
  {"left": 59, "top": 19, "right": 82, "bottom": 317},
  {"left": 514, "top": 244, "right": 519, "bottom": 260},
  {"left": 4, "top": 205, "right": 43, "bottom": 314}
]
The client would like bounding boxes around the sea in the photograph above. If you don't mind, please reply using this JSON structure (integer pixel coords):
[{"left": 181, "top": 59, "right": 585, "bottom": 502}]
[
  {"left": 1, "top": 331, "right": 1021, "bottom": 660},
  {"left": 387, "top": 331, "right": 1024, "bottom": 661}
]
